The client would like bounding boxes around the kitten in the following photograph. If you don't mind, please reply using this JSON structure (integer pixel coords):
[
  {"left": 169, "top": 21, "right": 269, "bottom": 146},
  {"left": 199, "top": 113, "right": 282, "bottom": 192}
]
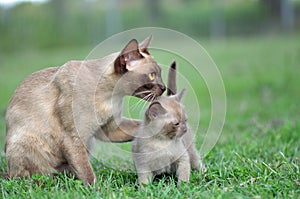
[
  {"left": 5, "top": 36, "right": 166, "bottom": 185},
  {"left": 132, "top": 61, "right": 205, "bottom": 186}
]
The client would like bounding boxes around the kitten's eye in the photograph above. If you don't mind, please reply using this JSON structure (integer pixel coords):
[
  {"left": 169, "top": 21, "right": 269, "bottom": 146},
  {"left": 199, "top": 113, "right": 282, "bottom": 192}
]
[
  {"left": 174, "top": 122, "right": 180, "bottom": 127},
  {"left": 148, "top": 72, "right": 156, "bottom": 81}
]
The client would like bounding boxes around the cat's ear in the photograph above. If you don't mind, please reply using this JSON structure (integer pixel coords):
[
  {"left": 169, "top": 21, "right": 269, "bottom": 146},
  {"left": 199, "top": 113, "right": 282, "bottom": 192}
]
[
  {"left": 167, "top": 60, "right": 177, "bottom": 96},
  {"left": 146, "top": 102, "right": 166, "bottom": 120},
  {"left": 175, "top": 88, "right": 186, "bottom": 102},
  {"left": 114, "top": 39, "right": 143, "bottom": 74},
  {"left": 139, "top": 35, "right": 152, "bottom": 54}
]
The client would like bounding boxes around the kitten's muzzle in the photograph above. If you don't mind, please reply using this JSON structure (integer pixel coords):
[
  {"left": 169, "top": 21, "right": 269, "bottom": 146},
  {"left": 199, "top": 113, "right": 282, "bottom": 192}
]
[{"left": 181, "top": 126, "right": 187, "bottom": 133}]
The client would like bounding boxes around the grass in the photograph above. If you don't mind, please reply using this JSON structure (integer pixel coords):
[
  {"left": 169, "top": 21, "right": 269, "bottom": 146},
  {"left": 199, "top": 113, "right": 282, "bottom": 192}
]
[{"left": 0, "top": 34, "right": 300, "bottom": 198}]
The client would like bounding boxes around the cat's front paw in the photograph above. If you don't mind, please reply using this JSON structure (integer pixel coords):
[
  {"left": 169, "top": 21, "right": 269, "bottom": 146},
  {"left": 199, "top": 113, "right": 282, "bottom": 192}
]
[{"left": 83, "top": 173, "right": 96, "bottom": 185}]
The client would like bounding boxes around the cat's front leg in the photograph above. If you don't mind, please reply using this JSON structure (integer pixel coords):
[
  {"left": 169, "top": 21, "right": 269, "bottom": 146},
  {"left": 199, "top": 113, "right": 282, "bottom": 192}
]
[
  {"left": 137, "top": 171, "right": 153, "bottom": 186},
  {"left": 101, "top": 118, "right": 140, "bottom": 142},
  {"left": 62, "top": 135, "right": 96, "bottom": 185},
  {"left": 176, "top": 154, "right": 191, "bottom": 184}
]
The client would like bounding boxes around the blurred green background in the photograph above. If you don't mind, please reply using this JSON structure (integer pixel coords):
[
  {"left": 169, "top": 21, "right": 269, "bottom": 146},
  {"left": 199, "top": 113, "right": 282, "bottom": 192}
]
[
  {"left": 0, "top": 1, "right": 300, "bottom": 197},
  {"left": 0, "top": 0, "right": 300, "bottom": 151},
  {"left": 0, "top": 0, "right": 300, "bottom": 51}
]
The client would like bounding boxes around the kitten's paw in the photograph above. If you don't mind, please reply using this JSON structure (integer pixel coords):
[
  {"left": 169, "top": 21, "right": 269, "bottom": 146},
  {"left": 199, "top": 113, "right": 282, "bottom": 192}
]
[
  {"left": 200, "top": 164, "right": 207, "bottom": 174},
  {"left": 192, "top": 162, "right": 207, "bottom": 174}
]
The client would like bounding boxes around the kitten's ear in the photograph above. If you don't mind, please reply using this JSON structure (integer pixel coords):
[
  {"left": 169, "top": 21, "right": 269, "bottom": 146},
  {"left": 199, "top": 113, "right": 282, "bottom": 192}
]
[
  {"left": 114, "top": 39, "right": 143, "bottom": 74},
  {"left": 146, "top": 102, "right": 167, "bottom": 120},
  {"left": 167, "top": 60, "right": 177, "bottom": 96},
  {"left": 139, "top": 35, "right": 152, "bottom": 54},
  {"left": 175, "top": 88, "right": 186, "bottom": 102}
]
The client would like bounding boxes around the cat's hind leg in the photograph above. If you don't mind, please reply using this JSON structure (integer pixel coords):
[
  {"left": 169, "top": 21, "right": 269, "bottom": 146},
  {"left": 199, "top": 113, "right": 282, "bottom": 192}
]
[
  {"left": 6, "top": 134, "right": 55, "bottom": 178},
  {"left": 137, "top": 171, "right": 153, "bottom": 186},
  {"left": 61, "top": 134, "right": 96, "bottom": 185}
]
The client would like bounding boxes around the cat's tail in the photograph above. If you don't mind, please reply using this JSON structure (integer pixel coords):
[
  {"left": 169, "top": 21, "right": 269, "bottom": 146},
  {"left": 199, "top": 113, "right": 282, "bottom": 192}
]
[{"left": 167, "top": 61, "right": 177, "bottom": 96}]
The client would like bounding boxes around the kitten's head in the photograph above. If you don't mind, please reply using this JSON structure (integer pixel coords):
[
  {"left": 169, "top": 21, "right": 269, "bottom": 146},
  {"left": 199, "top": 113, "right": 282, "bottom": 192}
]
[
  {"left": 145, "top": 89, "right": 188, "bottom": 139},
  {"left": 113, "top": 36, "right": 165, "bottom": 101}
]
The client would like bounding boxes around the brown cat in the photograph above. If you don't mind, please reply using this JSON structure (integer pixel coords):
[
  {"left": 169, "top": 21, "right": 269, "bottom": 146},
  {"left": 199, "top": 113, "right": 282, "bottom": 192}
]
[
  {"left": 5, "top": 36, "right": 166, "bottom": 185},
  {"left": 132, "top": 61, "right": 205, "bottom": 186}
]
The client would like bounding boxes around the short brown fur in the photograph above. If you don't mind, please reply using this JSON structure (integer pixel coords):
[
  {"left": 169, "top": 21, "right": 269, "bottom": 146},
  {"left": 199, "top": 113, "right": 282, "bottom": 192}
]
[
  {"left": 132, "top": 62, "right": 205, "bottom": 186},
  {"left": 5, "top": 36, "right": 165, "bottom": 185}
]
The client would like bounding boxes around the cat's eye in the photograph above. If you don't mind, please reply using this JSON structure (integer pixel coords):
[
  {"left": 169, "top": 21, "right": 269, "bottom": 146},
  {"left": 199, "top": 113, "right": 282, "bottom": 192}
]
[{"left": 148, "top": 72, "right": 156, "bottom": 81}]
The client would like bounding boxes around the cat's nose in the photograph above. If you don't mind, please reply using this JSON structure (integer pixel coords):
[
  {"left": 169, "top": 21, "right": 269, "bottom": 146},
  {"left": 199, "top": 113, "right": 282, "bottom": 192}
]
[{"left": 160, "top": 85, "right": 166, "bottom": 93}]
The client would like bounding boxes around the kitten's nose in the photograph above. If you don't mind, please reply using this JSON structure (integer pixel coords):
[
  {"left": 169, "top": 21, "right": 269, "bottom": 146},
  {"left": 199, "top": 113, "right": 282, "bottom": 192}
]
[{"left": 181, "top": 124, "right": 187, "bottom": 133}]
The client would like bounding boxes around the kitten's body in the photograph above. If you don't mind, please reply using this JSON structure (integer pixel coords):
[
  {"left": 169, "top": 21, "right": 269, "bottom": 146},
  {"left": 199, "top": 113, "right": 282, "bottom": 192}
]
[
  {"left": 132, "top": 95, "right": 192, "bottom": 184},
  {"left": 132, "top": 62, "right": 205, "bottom": 185},
  {"left": 5, "top": 37, "right": 166, "bottom": 184}
]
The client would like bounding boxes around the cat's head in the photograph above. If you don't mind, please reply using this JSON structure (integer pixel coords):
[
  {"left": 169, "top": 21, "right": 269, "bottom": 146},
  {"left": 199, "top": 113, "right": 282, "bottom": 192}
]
[
  {"left": 145, "top": 89, "right": 188, "bottom": 139},
  {"left": 113, "top": 36, "right": 165, "bottom": 101}
]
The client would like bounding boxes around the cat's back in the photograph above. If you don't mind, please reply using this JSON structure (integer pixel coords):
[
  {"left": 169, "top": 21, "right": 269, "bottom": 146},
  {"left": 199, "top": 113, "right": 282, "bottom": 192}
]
[
  {"left": 7, "top": 53, "right": 118, "bottom": 121},
  {"left": 5, "top": 67, "right": 60, "bottom": 137},
  {"left": 6, "top": 57, "right": 114, "bottom": 137},
  {"left": 8, "top": 67, "right": 58, "bottom": 107},
  {"left": 7, "top": 59, "right": 87, "bottom": 111}
]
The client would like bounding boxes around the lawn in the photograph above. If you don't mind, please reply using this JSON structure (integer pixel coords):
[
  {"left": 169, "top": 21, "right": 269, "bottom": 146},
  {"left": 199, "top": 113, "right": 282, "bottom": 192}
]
[{"left": 0, "top": 34, "right": 299, "bottom": 198}]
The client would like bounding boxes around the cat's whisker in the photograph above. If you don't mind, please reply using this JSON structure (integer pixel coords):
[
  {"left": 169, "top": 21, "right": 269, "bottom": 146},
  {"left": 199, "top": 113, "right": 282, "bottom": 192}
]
[
  {"left": 139, "top": 94, "right": 154, "bottom": 116},
  {"left": 151, "top": 94, "right": 156, "bottom": 102},
  {"left": 144, "top": 93, "right": 152, "bottom": 101},
  {"left": 137, "top": 93, "right": 154, "bottom": 115},
  {"left": 129, "top": 90, "right": 151, "bottom": 110},
  {"left": 134, "top": 90, "right": 152, "bottom": 96},
  {"left": 129, "top": 94, "right": 149, "bottom": 110},
  {"left": 130, "top": 93, "right": 151, "bottom": 111},
  {"left": 129, "top": 99, "right": 144, "bottom": 111},
  {"left": 143, "top": 93, "right": 153, "bottom": 101}
]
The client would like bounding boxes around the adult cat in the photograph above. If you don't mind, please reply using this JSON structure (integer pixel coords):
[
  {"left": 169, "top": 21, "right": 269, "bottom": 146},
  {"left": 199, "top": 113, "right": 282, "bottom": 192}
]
[{"left": 5, "top": 36, "right": 166, "bottom": 185}]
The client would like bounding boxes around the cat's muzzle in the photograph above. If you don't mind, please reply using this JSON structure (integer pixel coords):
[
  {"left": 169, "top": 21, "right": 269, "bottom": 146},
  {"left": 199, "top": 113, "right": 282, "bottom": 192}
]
[{"left": 133, "top": 84, "right": 166, "bottom": 101}]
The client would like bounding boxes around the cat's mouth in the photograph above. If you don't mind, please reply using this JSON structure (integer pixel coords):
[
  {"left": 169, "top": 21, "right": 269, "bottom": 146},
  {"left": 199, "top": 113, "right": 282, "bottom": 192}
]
[
  {"left": 133, "top": 90, "right": 156, "bottom": 101},
  {"left": 133, "top": 84, "right": 166, "bottom": 101}
]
